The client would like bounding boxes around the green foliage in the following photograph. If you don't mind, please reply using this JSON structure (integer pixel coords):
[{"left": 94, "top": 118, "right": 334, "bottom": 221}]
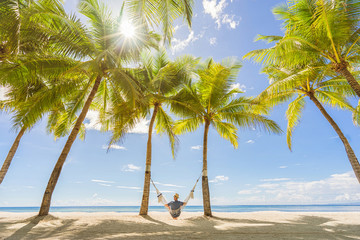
[
  {"left": 173, "top": 58, "right": 282, "bottom": 149},
  {"left": 245, "top": 0, "right": 360, "bottom": 73},
  {"left": 259, "top": 65, "right": 357, "bottom": 150},
  {"left": 125, "top": 0, "right": 194, "bottom": 43},
  {"left": 106, "top": 48, "right": 198, "bottom": 157},
  {"left": 0, "top": 0, "right": 162, "bottom": 139}
]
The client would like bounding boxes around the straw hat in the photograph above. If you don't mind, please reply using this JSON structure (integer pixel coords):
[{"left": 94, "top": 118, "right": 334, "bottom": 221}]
[{"left": 174, "top": 193, "right": 179, "bottom": 199}]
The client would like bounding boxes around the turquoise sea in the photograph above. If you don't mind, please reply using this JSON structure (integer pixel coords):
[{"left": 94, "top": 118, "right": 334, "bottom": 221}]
[{"left": 1, "top": 205, "right": 360, "bottom": 213}]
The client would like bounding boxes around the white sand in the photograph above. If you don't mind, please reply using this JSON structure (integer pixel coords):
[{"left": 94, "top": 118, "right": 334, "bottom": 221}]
[{"left": 0, "top": 211, "right": 360, "bottom": 239}]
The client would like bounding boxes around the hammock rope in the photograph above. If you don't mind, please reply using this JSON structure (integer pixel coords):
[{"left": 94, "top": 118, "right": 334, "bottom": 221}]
[{"left": 150, "top": 171, "right": 203, "bottom": 211}]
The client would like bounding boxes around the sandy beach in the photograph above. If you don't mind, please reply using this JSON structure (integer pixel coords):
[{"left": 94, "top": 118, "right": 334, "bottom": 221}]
[{"left": 0, "top": 211, "right": 360, "bottom": 239}]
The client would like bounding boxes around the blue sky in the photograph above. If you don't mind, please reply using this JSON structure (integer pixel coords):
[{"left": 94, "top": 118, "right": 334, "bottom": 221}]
[{"left": 1, "top": 0, "right": 360, "bottom": 207}]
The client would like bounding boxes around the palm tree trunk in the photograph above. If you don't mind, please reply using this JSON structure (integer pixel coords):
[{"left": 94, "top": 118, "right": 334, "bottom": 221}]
[
  {"left": 38, "top": 76, "right": 102, "bottom": 216},
  {"left": 202, "top": 119, "right": 212, "bottom": 216},
  {"left": 0, "top": 126, "right": 26, "bottom": 184},
  {"left": 336, "top": 65, "right": 360, "bottom": 98},
  {"left": 309, "top": 93, "right": 360, "bottom": 183},
  {"left": 139, "top": 104, "right": 159, "bottom": 215}
]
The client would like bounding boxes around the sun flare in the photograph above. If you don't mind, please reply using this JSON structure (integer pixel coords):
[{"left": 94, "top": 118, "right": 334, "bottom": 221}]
[{"left": 120, "top": 20, "right": 136, "bottom": 38}]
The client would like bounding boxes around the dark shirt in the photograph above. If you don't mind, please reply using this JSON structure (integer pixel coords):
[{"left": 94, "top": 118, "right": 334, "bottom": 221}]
[
  {"left": 168, "top": 200, "right": 184, "bottom": 210},
  {"left": 167, "top": 200, "right": 184, "bottom": 218}
]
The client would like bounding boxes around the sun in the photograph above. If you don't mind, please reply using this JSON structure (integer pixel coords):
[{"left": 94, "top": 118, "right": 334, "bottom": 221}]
[{"left": 120, "top": 20, "right": 136, "bottom": 39}]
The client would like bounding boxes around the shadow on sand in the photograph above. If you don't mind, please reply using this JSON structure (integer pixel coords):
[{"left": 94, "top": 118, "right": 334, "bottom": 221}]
[
  {"left": 5, "top": 215, "right": 46, "bottom": 240},
  {"left": 0, "top": 213, "right": 359, "bottom": 240}
]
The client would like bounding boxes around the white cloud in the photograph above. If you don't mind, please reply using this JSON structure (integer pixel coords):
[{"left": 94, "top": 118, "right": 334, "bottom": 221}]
[
  {"left": 117, "top": 186, "right": 141, "bottom": 190},
  {"left": 261, "top": 178, "right": 291, "bottom": 182},
  {"left": 84, "top": 110, "right": 101, "bottom": 130},
  {"left": 209, "top": 37, "right": 217, "bottom": 45},
  {"left": 99, "top": 183, "right": 112, "bottom": 187},
  {"left": 258, "top": 183, "right": 280, "bottom": 189},
  {"left": 102, "top": 144, "right": 126, "bottom": 150},
  {"left": 221, "top": 14, "right": 240, "bottom": 29},
  {"left": 203, "top": 0, "right": 240, "bottom": 29},
  {"left": 279, "top": 166, "right": 288, "bottom": 169},
  {"left": 122, "top": 164, "right": 141, "bottom": 172},
  {"left": 237, "top": 172, "right": 360, "bottom": 204},
  {"left": 209, "top": 175, "right": 229, "bottom": 183},
  {"left": 171, "top": 31, "right": 203, "bottom": 54},
  {"left": 174, "top": 24, "right": 184, "bottom": 33},
  {"left": 91, "top": 179, "right": 115, "bottom": 184},
  {"left": 191, "top": 145, "right": 202, "bottom": 150},
  {"left": 128, "top": 118, "right": 149, "bottom": 134},
  {"left": 246, "top": 140, "right": 255, "bottom": 144},
  {"left": 230, "top": 83, "right": 246, "bottom": 92},
  {"left": 335, "top": 193, "right": 350, "bottom": 201},
  {"left": 238, "top": 189, "right": 261, "bottom": 195},
  {"left": 203, "top": 0, "right": 227, "bottom": 19}
]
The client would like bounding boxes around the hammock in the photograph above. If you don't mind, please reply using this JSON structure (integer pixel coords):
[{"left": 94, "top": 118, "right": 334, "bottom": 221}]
[{"left": 150, "top": 172, "right": 202, "bottom": 212}]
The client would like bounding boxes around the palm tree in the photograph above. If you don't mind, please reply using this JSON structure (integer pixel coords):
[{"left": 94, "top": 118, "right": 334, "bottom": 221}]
[
  {"left": 126, "top": 0, "right": 194, "bottom": 43},
  {"left": 171, "top": 58, "right": 282, "bottom": 216},
  {"left": 0, "top": 126, "right": 26, "bottom": 184},
  {"left": 244, "top": 0, "right": 360, "bottom": 97},
  {"left": 1, "top": 0, "right": 194, "bottom": 216},
  {"left": 105, "top": 48, "right": 198, "bottom": 215},
  {"left": 34, "top": 0, "right": 157, "bottom": 216},
  {"left": 0, "top": 85, "right": 26, "bottom": 185},
  {"left": 0, "top": 75, "right": 87, "bottom": 184},
  {"left": 259, "top": 64, "right": 360, "bottom": 183},
  {"left": 0, "top": 0, "right": 80, "bottom": 184}
]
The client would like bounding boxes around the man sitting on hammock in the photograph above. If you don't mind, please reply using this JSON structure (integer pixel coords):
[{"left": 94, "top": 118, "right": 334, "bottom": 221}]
[{"left": 165, "top": 193, "right": 186, "bottom": 219}]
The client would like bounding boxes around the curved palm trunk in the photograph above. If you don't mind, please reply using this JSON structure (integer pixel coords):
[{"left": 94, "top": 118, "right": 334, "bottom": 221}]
[
  {"left": 38, "top": 76, "right": 102, "bottom": 216},
  {"left": 0, "top": 126, "right": 26, "bottom": 184},
  {"left": 336, "top": 65, "right": 360, "bottom": 98},
  {"left": 309, "top": 93, "right": 360, "bottom": 183},
  {"left": 202, "top": 120, "right": 212, "bottom": 216},
  {"left": 139, "top": 104, "right": 159, "bottom": 215}
]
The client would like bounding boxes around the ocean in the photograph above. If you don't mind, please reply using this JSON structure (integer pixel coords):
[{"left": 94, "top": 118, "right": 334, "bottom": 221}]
[{"left": 1, "top": 205, "right": 360, "bottom": 213}]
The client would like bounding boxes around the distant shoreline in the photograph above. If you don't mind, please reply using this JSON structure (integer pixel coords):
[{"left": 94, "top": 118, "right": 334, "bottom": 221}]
[{"left": 1, "top": 204, "right": 360, "bottom": 213}]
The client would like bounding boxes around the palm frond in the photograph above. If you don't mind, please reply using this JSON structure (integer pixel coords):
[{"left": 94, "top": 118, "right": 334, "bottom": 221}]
[
  {"left": 173, "top": 117, "right": 202, "bottom": 135},
  {"left": 254, "top": 34, "right": 283, "bottom": 43},
  {"left": 155, "top": 106, "right": 178, "bottom": 158},
  {"left": 212, "top": 120, "right": 238, "bottom": 148},
  {"left": 315, "top": 90, "right": 353, "bottom": 111},
  {"left": 220, "top": 112, "right": 282, "bottom": 134},
  {"left": 286, "top": 95, "right": 306, "bottom": 151}
]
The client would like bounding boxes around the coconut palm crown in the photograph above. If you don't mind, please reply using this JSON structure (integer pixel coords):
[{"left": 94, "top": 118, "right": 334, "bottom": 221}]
[
  {"left": 258, "top": 64, "right": 360, "bottom": 183},
  {"left": 0, "top": 0, "right": 89, "bottom": 184},
  {"left": 244, "top": 0, "right": 360, "bottom": 97},
  {"left": 171, "top": 58, "right": 282, "bottom": 216}
]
